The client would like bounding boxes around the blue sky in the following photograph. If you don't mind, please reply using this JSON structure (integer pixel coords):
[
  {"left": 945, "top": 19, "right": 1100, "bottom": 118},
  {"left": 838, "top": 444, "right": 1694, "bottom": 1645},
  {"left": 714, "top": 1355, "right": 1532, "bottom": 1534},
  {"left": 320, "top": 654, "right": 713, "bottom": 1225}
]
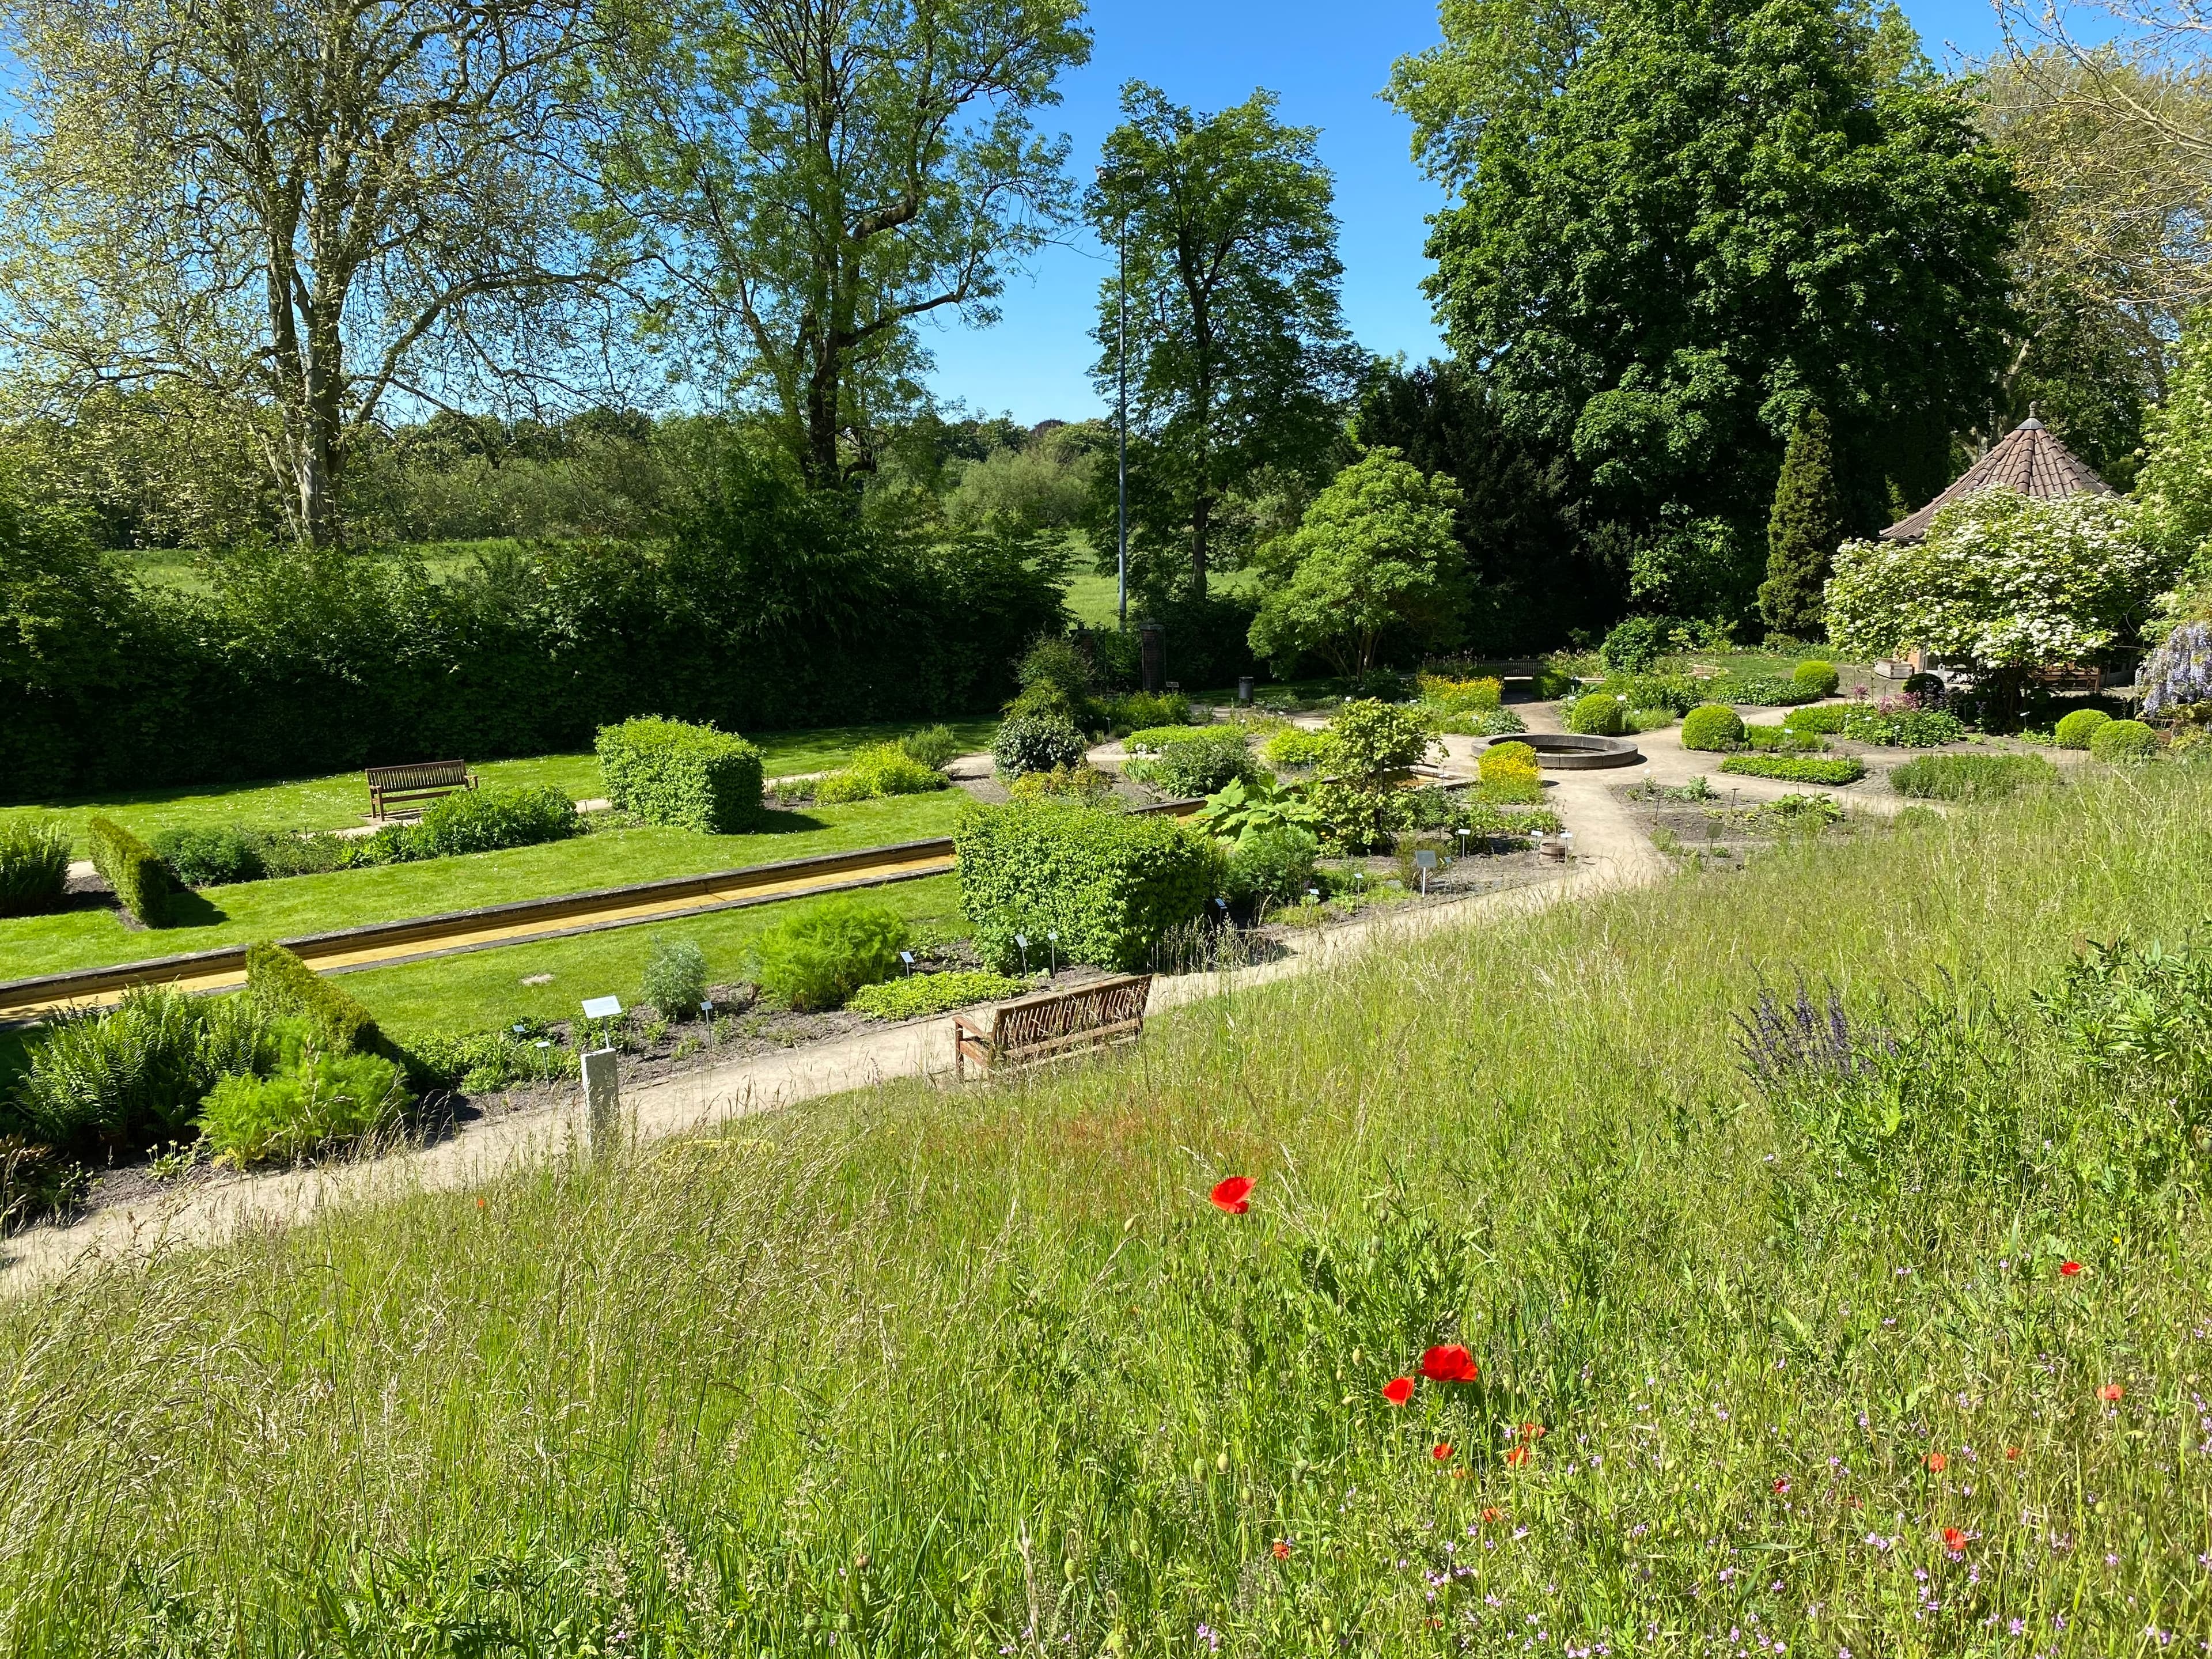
[{"left": 923, "top": 0, "right": 2014, "bottom": 425}]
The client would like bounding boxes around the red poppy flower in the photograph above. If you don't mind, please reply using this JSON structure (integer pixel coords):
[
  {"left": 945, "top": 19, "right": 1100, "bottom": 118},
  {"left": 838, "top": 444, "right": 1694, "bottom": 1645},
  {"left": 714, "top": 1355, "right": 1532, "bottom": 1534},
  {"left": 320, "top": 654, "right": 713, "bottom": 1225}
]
[
  {"left": 1420, "top": 1344, "right": 1478, "bottom": 1384},
  {"left": 1432, "top": 1443, "right": 1453, "bottom": 1461},
  {"left": 2099, "top": 1383, "right": 2124, "bottom": 1402},
  {"left": 2005, "top": 1446, "right": 2021, "bottom": 1460},
  {"left": 1772, "top": 1477, "right": 1790, "bottom": 1495},
  {"left": 1382, "top": 1376, "right": 1415, "bottom": 1406},
  {"left": 1479, "top": 1506, "right": 1503, "bottom": 1523},
  {"left": 1517, "top": 1422, "right": 1547, "bottom": 1442},
  {"left": 2060, "top": 1261, "right": 2082, "bottom": 1277},
  {"left": 1505, "top": 1446, "right": 1532, "bottom": 1467},
  {"left": 1270, "top": 1540, "right": 1291, "bottom": 1560},
  {"left": 1925, "top": 1452, "right": 1947, "bottom": 1472},
  {"left": 1210, "top": 1176, "right": 1253, "bottom": 1214},
  {"left": 1942, "top": 1527, "right": 1967, "bottom": 1552}
]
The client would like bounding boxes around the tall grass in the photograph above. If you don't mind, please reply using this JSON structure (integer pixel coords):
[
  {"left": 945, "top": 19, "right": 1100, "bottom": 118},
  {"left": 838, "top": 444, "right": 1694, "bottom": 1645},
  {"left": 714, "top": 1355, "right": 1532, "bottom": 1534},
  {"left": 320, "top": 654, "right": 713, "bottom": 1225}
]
[{"left": 3, "top": 767, "right": 2212, "bottom": 1653}]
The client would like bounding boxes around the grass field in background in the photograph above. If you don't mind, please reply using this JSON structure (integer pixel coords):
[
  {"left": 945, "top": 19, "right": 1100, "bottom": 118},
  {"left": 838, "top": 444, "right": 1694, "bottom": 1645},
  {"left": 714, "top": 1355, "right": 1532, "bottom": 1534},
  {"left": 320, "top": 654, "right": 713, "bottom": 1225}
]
[
  {"left": 0, "top": 792, "right": 967, "bottom": 980},
  {"left": 3, "top": 762, "right": 2209, "bottom": 1650},
  {"left": 343, "top": 873, "right": 965, "bottom": 1036},
  {"left": 0, "top": 720, "right": 997, "bottom": 855}
]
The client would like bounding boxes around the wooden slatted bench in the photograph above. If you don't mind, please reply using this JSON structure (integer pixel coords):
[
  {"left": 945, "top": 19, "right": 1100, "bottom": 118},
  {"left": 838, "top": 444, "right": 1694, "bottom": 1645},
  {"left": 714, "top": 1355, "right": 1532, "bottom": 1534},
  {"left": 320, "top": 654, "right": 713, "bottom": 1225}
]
[
  {"left": 366, "top": 760, "right": 477, "bottom": 819},
  {"left": 953, "top": 973, "right": 1154, "bottom": 1080}
]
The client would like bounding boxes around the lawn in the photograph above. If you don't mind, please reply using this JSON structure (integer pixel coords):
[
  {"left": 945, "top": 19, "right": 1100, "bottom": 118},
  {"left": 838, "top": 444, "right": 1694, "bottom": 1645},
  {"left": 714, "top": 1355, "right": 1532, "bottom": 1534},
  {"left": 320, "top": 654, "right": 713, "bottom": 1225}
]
[
  {"left": 0, "top": 791, "right": 968, "bottom": 980},
  {"left": 342, "top": 873, "right": 965, "bottom": 1036},
  {"left": 4, "top": 764, "right": 2210, "bottom": 1650},
  {"left": 0, "top": 719, "right": 998, "bottom": 854}
]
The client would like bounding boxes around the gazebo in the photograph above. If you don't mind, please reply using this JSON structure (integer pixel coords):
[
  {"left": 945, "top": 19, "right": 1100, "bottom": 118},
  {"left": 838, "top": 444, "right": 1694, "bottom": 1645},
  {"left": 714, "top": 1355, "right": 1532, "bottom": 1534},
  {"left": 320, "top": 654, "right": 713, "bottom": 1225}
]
[{"left": 1880, "top": 414, "right": 2113, "bottom": 542}]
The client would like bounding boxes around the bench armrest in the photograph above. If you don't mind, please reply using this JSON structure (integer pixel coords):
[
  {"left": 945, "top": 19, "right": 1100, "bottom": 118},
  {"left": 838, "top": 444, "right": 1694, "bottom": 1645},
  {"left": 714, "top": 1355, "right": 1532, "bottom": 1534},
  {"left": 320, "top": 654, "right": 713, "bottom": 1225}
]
[{"left": 951, "top": 1012, "right": 993, "bottom": 1041}]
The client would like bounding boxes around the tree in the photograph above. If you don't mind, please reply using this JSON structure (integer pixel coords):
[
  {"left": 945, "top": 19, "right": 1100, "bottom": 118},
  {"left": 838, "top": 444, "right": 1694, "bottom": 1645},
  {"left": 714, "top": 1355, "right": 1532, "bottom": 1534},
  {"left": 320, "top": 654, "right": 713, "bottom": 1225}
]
[
  {"left": 2136, "top": 305, "right": 2212, "bottom": 619},
  {"left": 1088, "top": 85, "right": 1366, "bottom": 603},
  {"left": 1825, "top": 490, "right": 2175, "bottom": 669},
  {"left": 1247, "top": 448, "right": 1468, "bottom": 679},
  {"left": 1390, "top": 0, "right": 2025, "bottom": 622},
  {"left": 590, "top": 0, "right": 1090, "bottom": 488},
  {"left": 0, "top": 0, "right": 611, "bottom": 546},
  {"left": 1758, "top": 409, "right": 1843, "bottom": 638}
]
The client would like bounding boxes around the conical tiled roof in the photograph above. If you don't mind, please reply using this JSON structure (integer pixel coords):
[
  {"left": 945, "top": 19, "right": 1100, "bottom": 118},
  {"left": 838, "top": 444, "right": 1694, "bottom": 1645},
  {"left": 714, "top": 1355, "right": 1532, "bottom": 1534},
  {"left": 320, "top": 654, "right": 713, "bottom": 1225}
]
[{"left": 1880, "top": 417, "right": 2114, "bottom": 541}]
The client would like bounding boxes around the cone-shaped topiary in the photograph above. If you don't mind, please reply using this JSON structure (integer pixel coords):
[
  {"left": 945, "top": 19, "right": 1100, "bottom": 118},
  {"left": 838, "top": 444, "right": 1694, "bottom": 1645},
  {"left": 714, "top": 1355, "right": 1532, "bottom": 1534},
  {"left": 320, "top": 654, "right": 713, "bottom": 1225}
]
[
  {"left": 1681, "top": 703, "right": 1747, "bottom": 751},
  {"left": 1759, "top": 410, "right": 1843, "bottom": 639}
]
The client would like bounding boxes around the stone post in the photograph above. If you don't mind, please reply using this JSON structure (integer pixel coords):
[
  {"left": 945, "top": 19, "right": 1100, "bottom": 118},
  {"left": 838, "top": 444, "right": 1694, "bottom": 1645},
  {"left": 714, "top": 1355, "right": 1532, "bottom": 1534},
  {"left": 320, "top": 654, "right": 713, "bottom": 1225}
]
[{"left": 581, "top": 1047, "right": 621, "bottom": 1158}]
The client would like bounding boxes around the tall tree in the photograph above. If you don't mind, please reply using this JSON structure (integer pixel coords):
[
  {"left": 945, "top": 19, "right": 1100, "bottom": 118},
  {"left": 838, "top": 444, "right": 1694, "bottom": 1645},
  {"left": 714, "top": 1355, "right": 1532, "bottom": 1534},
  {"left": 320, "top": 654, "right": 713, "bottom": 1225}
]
[
  {"left": 0, "top": 0, "right": 611, "bottom": 546},
  {"left": 1088, "top": 84, "right": 1365, "bottom": 603},
  {"left": 590, "top": 0, "right": 1090, "bottom": 487},
  {"left": 1758, "top": 408, "right": 1842, "bottom": 638},
  {"left": 1389, "top": 0, "right": 2025, "bottom": 622}
]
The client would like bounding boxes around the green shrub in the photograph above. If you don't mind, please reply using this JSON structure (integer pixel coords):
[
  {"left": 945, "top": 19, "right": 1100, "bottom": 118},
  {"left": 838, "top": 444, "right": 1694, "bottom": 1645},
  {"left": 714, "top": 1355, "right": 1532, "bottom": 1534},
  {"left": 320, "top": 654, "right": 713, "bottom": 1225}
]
[
  {"left": 400, "top": 1028, "right": 571, "bottom": 1094},
  {"left": 1456, "top": 802, "right": 1562, "bottom": 842},
  {"left": 748, "top": 898, "right": 910, "bottom": 1011},
  {"left": 1191, "top": 775, "right": 1328, "bottom": 843},
  {"left": 1704, "top": 672, "right": 1819, "bottom": 706},
  {"left": 1588, "top": 673, "right": 1699, "bottom": 715},
  {"left": 1531, "top": 664, "right": 1575, "bottom": 699},
  {"left": 1223, "top": 825, "right": 1320, "bottom": 908},
  {"left": 1891, "top": 752, "right": 2058, "bottom": 801},
  {"left": 596, "top": 717, "right": 766, "bottom": 834},
  {"left": 245, "top": 941, "right": 383, "bottom": 1055},
  {"left": 1601, "top": 614, "right": 1676, "bottom": 672},
  {"left": 640, "top": 936, "right": 711, "bottom": 1018},
  {"left": 12, "top": 988, "right": 274, "bottom": 1153},
  {"left": 410, "top": 785, "right": 581, "bottom": 858},
  {"left": 1681, "top": 704, "right": 1747, "bottom": 751},
  {"left": 151, "top": 824, "right": 266, "bottom": 887},
  {"left": 955, "top": 801, "right": 1223, "bottom": 973},
  {"left": 993, "top": 711, "right": 1088, "bottom": 778},
  {"left": 0, "top": 819, "right": 70, "bottom": 917},
  {"left": 1106, "top": 691, "right": 1191, "bottom": 733},
  {"left": 1412, "top": 674, "right": 1502, "bottom": 714},
  {"left": 1845, "top": 707, "right": 1965, "bottom": 747},
  {"left": 197, "top": 1047, "right": 409, "bottom": 1166},
  {"left": 813, "top": 743, "right": 951, "bottom": 804},
  {"left": 897, "top": 725, "right": 964, "bottom": 769},
  {"left": 849, "top": 972, "right": 1029, "bottom": 1021},
  {"left": 1008, "top": 763, "right": 1117, "bottom": 803},
  {"left": 1121, "top": 727, "right": 1256, "bottom": 797},
  {"left": 87, "top": 816, "right": 177, "bottom": 926},
  {"left": 1783, "top": 702, "right": 1866, "bottom": 735},
  {"left": 1717, "top": 754, "right": 1867, "bottom": 785},
  {"left": 1006, "top": 637, "right": 1099, "bottom": 726},
  {"left": 1742, "top": 724, "right": 1825, "bottom": 753},
  {"left": 1791, "top": 660, "right": 1840, "bottom": 697},
  {"left": 1327, "top": 700, "right": 1433, "bottom": 775},
  {"left": 2089, "top": 718, "right": 2161, "bottom": 763},
  {"left": 2054, "top": 707, "right": 2115, "bottom": 749},
  {"left": 1260, "top": 726, "right": 1334, "bottom": 770},
  {"left": 1566, "top": 692, "right": 1629, "bottom": 736}
]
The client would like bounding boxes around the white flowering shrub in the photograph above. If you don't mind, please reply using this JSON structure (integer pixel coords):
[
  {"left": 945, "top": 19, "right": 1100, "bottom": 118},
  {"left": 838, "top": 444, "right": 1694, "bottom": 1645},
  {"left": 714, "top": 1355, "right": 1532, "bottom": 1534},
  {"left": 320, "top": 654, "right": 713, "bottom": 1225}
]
[{"left": 1825, "top": 493, "right": 2174, "bottom": 667}]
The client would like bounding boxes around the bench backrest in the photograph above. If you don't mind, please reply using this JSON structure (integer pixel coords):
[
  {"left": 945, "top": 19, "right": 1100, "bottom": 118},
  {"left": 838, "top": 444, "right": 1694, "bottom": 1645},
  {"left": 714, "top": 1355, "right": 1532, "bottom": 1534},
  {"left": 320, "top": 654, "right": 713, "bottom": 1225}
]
[
  {"left": 993, "top": 974, "right": 1152, "bottom": 1051},
  {"left": 366, "top": 761, "right": 472, "bottom": 791}
]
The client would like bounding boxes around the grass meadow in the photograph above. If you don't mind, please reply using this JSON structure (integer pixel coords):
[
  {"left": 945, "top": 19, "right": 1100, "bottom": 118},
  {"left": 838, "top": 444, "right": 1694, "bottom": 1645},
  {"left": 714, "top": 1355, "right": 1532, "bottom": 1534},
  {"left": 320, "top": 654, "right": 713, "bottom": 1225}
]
[{"left": 1, "top": 764, "right": 2210, "bottom": 1653}]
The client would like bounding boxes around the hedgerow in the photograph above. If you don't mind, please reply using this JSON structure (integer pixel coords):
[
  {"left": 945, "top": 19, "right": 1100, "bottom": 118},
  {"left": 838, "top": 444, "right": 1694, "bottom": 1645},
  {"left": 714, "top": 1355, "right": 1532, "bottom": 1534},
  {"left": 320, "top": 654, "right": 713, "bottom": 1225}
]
[
  {"left": 86, "top": 817, "right": 177, "bottom": 927},
  {"left": 245, "top": 942, "right": 384, "bottom": 1056}
]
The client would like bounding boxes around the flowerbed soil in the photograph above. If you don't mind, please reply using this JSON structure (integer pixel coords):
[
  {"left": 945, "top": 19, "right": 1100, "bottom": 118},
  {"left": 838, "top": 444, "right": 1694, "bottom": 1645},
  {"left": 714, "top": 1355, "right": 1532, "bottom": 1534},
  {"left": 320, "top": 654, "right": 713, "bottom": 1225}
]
[{"left": 1617, "top": 785, "right": 1863, "bottom": 871}]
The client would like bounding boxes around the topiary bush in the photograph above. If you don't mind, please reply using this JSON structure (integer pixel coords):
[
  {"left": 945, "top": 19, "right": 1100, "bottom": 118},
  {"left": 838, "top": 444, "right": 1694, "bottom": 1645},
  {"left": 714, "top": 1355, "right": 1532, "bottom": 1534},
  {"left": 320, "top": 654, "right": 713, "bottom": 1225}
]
[
  {"left": 639, "top": 935, "right": 711, "bottom": 1018},
  {"left": 2089, "top": 718, "right": 2161, "bottom": 763},
  {"left": 2054, "top": 707, "right": 2113, "bottom": 749},
  {"left": 1681, "top": 704, "right": 1747, "bottom": 751},
  {"left": 1120, "top": 727, "right": 1256, "bottom": 797},
  {"left": 1703, "top": 673, "right": 1819, "bottom": 706},
  {"left": 1891, "top": 753, "right": 2057, "bottom": 800},
  {"left": 1566, "top": 692, "right": 1629, "bottom": 736},
  {"left": 748, "top": 897, "right": 910, "bottom": 1011},
  {"left": 849, "top": 971, "right": 1029, "bottom": 1021},
  {"left": 955, "top": 800, "right": 1224, "bottom": 974},
  {"left": 1717, "top": 755, "right": 1868, "bottom": 785},
  {"left": 993, "top": 711, "right": 1088, "bottom": 779},
  {"left": 1792, "top": 660, "right": 1840, "bottom": 698},
  {"left": 813, "top": 743, "right": 952, "bottom": 804},
  {"left": 245, "top": 941, "right": 384, "bottom": 1056},
  {"left": 0, "top": 818, "right": 70, "bottom": 917},
  {"left": 596, "top": 717, "right": 766, "bottom": 834},
  {"left": 87, "top": 817, "right": 177, "bottom": 927},
  {"left": 196, "top": 1046, "right": 410, "bottom": 1166}
]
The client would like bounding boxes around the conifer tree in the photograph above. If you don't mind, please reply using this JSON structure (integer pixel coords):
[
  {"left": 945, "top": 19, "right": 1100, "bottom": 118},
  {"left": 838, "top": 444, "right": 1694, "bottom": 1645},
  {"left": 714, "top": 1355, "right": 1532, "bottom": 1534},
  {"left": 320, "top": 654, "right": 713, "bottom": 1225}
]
[{"left": 1759, "top": 410, "right": 1843, "bottom": 638}]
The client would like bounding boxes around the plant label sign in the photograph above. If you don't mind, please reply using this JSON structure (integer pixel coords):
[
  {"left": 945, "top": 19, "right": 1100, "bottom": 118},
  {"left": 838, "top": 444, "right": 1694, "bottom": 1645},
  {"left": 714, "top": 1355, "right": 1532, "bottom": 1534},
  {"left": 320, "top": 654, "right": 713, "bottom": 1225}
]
[{"left": 581, "top": 995, "right": 623, "bottom": 1021}]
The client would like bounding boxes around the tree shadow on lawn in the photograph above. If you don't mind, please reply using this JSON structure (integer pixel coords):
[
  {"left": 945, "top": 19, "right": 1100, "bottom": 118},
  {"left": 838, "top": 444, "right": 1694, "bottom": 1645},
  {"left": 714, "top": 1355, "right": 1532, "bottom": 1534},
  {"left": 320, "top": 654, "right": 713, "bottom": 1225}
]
[{"left": 752, "top": 808, "right": 830, "bottom": 835}]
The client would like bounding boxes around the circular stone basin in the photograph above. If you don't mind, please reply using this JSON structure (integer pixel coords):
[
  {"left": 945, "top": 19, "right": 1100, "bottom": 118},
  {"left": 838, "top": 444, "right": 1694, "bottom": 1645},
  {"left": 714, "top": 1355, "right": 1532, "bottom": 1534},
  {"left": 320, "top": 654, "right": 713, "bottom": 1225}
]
[{"left": 1480, "top": 733, "right": 1642, "bottom": 771}]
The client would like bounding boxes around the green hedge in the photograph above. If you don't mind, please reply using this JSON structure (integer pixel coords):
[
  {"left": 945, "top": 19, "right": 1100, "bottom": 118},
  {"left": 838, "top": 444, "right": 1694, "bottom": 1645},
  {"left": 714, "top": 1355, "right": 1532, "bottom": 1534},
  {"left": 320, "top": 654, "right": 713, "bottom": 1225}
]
[
  {"left": 955, "top": 801, "right": 1225, "bottom": 974},
  {"left": 596, "top": 717, "right": 765, "bottom": 834},
  {"left": 87, "top": 816, "right": 178, "bottom": 927},
  {"left": 245, "top": 942, "right": 384, "bottom": 1056},
  {"left": 1717, "top": 754, "right": 1868, "bottom": 785}
]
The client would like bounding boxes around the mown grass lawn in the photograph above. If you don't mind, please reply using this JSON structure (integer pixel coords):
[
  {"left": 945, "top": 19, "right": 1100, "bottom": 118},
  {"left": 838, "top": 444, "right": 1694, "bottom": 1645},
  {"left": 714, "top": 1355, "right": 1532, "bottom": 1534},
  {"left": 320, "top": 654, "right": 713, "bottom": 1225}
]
[
  {"left": 6, "top": 764, "right": 2212, "bottom": 1652},
  {"left": 0, "top": 719, "right": 998, "bottom": 854},
  {"left": 342, "top": 872, "right": 965, "bottom": 1036},
  {"left": 0, "top": 791, "right": 968, "bottom": 980}
]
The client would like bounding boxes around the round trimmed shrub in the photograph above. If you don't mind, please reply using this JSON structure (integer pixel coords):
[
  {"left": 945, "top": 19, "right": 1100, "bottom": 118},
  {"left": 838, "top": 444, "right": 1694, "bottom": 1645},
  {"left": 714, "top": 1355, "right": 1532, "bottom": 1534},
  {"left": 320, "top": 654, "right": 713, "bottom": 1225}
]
[
  {"left": 1566, "top": 692, "right": 1628, "bottom": 736},
  {"left": 1791, "top": 660, "right": 1840, "bottom": 698},
  {"left": 2089, "top": 718, "right": 2160, "bottom": 763},
  {"left": 992, "top": 711, "right": 1087, "bottom": 778},
  {"left": 1681, "top": 704, "right": 1746, "bottom": 751},
  {"left": 2052, "top": 707, "right": 2113, "bottom": 749}
]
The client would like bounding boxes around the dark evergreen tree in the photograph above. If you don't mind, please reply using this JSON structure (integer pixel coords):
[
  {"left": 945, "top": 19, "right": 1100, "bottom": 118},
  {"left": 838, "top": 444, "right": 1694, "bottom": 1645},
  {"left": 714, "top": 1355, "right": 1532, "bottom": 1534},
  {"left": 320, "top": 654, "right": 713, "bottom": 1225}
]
[{"left": 1758, "top": 408, "right": 1843, "bottom": 638}]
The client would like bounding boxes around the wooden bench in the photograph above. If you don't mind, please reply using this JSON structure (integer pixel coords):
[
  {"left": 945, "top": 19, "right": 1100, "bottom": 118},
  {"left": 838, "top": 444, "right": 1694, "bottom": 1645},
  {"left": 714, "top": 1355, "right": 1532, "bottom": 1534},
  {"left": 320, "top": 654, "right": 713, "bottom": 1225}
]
[
  {"left": 953, "top": 974, "right": 1153, "bottom": 1080},
  {"left": 366, "top": 760, "right": 476, "bottom": 819}
]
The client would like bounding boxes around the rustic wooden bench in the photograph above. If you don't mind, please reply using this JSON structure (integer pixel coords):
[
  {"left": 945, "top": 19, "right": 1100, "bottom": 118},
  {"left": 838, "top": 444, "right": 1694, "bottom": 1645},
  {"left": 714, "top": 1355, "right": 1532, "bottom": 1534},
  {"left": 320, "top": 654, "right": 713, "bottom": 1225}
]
[
  {"left": 953, "top": 973, "right": 1153, "bottom": 1080},
  {"left": 366, "top": 760, "right": 476, "bottom": 819}
]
